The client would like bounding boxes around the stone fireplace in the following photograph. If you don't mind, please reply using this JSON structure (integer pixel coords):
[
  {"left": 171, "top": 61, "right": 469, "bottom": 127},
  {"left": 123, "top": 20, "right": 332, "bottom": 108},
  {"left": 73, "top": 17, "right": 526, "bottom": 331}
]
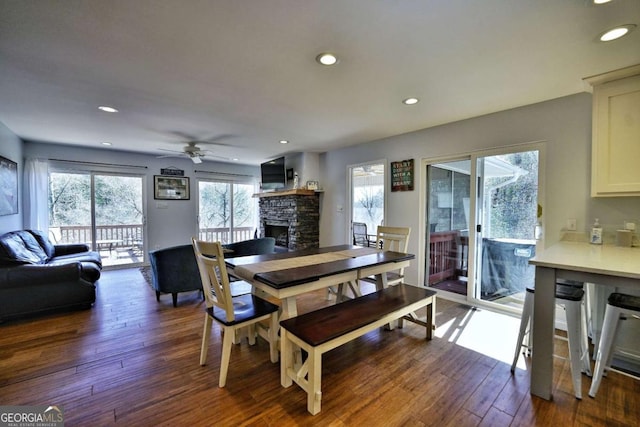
[{"left": 258, "top": 189, "right": 320, "bottom": 251}]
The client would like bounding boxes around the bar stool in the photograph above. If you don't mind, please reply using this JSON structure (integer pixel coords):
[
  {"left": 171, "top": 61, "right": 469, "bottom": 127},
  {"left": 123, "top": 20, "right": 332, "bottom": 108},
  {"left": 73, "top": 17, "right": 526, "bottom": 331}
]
[
  {"left": 511, "top": 283, "right": 592, "bottom": 399},
  {"left": 588, "top": 292, "right": 640, "bottom": 398}
]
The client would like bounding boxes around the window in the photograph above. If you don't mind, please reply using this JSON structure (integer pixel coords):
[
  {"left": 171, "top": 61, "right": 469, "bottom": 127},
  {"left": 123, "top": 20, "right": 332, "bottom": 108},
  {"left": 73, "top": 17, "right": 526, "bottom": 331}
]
[{"left": 197, "top": 179, "right": 258, "bottom": 243}]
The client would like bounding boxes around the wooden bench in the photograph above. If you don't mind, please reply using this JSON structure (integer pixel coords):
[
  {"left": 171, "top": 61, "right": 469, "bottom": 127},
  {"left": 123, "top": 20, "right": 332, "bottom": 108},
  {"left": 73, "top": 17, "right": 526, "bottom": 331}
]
[{"left": 279, "top": 283, "right": 437, "bottom": 415}]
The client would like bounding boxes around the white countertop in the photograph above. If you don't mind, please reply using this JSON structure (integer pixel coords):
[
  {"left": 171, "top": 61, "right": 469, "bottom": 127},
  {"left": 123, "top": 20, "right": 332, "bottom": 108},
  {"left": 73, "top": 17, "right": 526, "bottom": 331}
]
[{"left": 530, "top": 241, "right": 640, "bottom": 279}]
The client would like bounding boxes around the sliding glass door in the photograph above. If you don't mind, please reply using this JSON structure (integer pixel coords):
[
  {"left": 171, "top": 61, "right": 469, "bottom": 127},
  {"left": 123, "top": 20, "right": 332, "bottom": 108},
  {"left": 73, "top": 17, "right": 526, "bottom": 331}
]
[
  {"left": 473, "top": 151, "right": 539, "bottom": 309},
  {"left": 49, "top": 171, "right": 146, "bottom": 268},
  {"left": 425, "top": 159, "right": 471, "bottom": 295},
  {"left": 424, "top": 145, "right": 542, "bottom": 312}
]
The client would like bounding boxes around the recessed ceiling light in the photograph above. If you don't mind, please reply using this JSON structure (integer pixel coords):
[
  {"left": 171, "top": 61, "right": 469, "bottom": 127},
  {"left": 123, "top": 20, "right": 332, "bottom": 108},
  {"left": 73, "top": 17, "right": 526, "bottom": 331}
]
[
  {"left": 101, "top": 142, "right": 112, "bottom": 146},
  {"left": 593, "top": 0, "right": 612, "bottom": 4},
  {"left": 403, "top": 97, "right": 419, "bottom": 105},
  {"left": 279, "top": 140, "right": 289, "bottom": 144},
  {"left": 316, "top": 53, "right": 339, "bottom": 66},
  {"left": 98, "top": 105, "right": 118, "bottom": 113},
  {"left": 599, "top": 24, "right": 636, "bottom": 42}
]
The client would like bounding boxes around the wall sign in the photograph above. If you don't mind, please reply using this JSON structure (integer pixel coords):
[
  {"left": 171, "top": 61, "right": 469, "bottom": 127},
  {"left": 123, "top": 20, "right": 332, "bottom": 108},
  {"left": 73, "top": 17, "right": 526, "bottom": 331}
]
[
  {"left": 160, "top": 167, "right": 184, "bottom": 176},
  {"left": 391, "top": 159, "right": 414, "bottom": 192}
]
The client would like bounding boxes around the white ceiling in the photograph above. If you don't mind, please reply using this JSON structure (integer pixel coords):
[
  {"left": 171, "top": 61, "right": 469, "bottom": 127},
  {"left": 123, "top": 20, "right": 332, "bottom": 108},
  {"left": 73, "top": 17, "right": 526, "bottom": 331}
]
[{"left": 1, "top": 0, "right": 639, "bottom": 165}]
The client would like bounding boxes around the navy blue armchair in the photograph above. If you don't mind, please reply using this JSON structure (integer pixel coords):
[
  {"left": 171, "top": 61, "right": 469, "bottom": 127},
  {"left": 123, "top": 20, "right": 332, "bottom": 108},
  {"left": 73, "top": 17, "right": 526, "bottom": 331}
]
[{"left": 147, "top": 237, "right": 276, "bottom": 307}]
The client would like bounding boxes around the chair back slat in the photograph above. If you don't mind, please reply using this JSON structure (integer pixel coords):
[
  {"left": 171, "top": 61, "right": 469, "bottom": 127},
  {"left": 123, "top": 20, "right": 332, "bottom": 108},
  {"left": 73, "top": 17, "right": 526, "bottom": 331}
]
[
  {"left": 376, "top": 226, "right": 410, "bottom": 253},
  {"left": 192, "top": 238, "right": 235, "bottom": 322}
]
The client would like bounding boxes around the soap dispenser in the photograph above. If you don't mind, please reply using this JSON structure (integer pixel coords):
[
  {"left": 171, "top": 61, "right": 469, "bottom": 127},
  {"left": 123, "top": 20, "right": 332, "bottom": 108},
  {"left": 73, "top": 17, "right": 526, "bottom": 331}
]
[{"left": 590, "top": 218, "right": 603, "bottom": 245}]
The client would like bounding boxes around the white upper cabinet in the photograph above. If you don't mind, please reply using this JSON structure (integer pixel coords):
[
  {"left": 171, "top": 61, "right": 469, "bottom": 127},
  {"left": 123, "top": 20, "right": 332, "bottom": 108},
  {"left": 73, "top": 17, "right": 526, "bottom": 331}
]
[{"left": 585, "top": 65, "right": 640, "bottom": 197}]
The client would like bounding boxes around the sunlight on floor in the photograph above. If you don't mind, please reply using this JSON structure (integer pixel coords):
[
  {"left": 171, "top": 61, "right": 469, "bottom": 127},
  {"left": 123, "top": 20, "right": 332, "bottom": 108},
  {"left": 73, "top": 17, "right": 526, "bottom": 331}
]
[{"left": 435, "top": 307, "right": 525, "bottom": 367}]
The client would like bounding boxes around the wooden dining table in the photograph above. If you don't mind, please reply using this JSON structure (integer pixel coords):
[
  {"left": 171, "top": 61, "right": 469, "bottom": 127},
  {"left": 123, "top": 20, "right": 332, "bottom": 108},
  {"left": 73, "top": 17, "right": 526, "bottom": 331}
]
[{"left": 225, "top": 244, "right": 415, "bottom": 319}]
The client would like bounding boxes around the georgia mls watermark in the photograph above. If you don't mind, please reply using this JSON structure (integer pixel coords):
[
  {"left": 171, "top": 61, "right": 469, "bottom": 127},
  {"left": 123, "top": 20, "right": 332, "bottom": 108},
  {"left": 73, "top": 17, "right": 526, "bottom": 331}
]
[{"left": 0, "top": 405, "right": 64, "bottom": 427}]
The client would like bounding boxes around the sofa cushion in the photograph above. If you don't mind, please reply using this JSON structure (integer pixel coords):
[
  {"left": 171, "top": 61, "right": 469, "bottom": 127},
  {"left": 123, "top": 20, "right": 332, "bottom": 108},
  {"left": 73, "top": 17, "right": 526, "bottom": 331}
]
[
  {"left": 0, "top": 231, "right": 47, "bottom": 265},
  {"left": 27, "top": 229, "right": 56, "bottom": 259},
  {"left": 47, "top": 258, "right": 102, "bottom": 282},
  {"left": 49, "top": 251, "right": 103, "bottom": 268}
]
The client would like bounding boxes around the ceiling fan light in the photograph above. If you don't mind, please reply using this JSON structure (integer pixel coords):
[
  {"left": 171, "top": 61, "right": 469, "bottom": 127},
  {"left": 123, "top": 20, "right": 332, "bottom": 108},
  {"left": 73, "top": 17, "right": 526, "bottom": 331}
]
[{"left": 191, "top": 156, "right": 202, "bottom": 164}]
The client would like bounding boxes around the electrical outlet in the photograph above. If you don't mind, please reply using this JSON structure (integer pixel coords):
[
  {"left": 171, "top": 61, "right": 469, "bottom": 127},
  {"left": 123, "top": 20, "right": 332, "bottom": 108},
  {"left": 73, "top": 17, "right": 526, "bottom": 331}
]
[{"left": 567, "top": 218, "right": 577, "bottom": 231}]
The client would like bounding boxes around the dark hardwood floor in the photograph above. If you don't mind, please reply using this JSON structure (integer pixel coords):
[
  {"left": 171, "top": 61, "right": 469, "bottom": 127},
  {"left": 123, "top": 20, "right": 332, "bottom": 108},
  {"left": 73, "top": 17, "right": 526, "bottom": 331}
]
[{"left": 0, "top": 268, "right": 638, "bottom": 426}]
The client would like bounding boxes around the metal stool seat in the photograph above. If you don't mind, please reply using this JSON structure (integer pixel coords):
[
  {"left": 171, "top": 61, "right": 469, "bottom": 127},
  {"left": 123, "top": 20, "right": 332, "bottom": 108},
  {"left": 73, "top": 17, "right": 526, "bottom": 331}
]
[
  {"left": 588, "top": 292, "right": 640, "bottom": 398},
  {"left": 511, "top": 282, "right": 592, "bottom": 399}
]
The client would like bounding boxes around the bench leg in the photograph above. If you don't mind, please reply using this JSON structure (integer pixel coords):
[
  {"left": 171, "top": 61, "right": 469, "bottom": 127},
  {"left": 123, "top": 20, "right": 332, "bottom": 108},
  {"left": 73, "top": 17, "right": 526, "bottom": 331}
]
[
  {"left": 397, "top": 297, "right": 436, "bottom": 340},
  {"left": 307, "top": 349, "right": 322, "bottom": 415},
  {"left": 281, "top": 329, "right": 293, "bottom": 388},
  {"left": 426, "top": 298, "right": 434, "bottom": 340},
  {"left": 269, "top": 312, "right": 279, "bottom": 363}
]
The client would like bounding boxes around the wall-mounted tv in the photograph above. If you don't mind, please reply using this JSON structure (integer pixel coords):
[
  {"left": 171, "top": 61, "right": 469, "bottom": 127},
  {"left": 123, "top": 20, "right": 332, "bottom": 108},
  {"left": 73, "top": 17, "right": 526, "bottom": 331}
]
[{"left": 260, "top": 156, "right": 286, "bottom": 190}]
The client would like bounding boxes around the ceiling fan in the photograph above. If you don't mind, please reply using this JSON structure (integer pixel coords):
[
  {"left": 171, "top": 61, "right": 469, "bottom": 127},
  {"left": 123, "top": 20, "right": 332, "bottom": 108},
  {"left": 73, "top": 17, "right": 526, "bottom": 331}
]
[{"left": 157, "top": 139, "right": 232, "bottom": 164}]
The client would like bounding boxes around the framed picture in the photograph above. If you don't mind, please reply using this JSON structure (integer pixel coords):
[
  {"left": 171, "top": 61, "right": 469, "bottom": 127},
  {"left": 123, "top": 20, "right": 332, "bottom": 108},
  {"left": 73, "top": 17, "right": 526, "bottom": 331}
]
[
  {"left": 0, "top": 155, "right": 18, "bottom": 216},
  {"left": 154, "top": 175, "right": 190, "bottom": 200},
  {"left": 391, "top": 159, "right": 414, "bottom": 192},
  {"left": 306, "top": 180, "right": 319, "bottom": 190}
]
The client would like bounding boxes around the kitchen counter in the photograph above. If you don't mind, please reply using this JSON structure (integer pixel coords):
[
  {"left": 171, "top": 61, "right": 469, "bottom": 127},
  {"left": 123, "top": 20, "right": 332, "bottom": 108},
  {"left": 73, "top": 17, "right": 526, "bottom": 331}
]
[
  {"left": 528, "top": 241, "right": 640, "bottom": 400},
  {"left": 530, "top": 241, "right": 640, "bottom": 280}
]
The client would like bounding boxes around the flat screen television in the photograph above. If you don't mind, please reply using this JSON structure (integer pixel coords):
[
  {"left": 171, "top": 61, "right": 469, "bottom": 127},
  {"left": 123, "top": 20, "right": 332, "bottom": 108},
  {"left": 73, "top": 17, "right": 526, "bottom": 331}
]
[{"left": 260, "top": 156, "right": 286, "bottom": 190}]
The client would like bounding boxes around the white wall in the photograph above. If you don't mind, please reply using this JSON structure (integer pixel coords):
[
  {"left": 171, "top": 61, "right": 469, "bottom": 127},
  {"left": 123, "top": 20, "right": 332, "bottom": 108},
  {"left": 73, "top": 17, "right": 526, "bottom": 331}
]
[
  {"left": 318, "top": 93, "right": 640, "bottom": 286},
  {"left": 0, "top": 122, "right": 23, "bottom": 233},
  {"left": 9, "top": 92, "right": 640, "bottom": 280},
  {"left": 23, "top": 142, "right": 260, "bottom": 252}
]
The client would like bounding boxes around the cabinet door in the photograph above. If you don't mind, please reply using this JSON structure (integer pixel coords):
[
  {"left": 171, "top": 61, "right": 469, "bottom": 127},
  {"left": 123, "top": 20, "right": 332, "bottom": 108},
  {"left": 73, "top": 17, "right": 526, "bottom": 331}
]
[{"left": 591, "top": 75, "right": 640, "bottom": 197}]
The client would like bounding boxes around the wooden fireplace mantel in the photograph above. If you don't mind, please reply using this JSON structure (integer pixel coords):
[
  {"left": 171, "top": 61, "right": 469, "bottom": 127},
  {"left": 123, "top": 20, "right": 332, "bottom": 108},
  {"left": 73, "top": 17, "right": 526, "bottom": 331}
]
[{"left": 254, "top": 189, "right": 317, "bottom": 198}]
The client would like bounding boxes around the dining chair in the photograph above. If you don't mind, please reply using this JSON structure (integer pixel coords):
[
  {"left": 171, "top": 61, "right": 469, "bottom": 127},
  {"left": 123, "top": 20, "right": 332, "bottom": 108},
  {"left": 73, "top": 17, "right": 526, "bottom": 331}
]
[
  {"left": 192, "top": 238, "right": 279, "bottom": 387},
  {"left": 360, "top": 226, "right": 412, "bottom": 288},
  {"left": 373, "top": 225, "right": 411, "bottom": 284}
]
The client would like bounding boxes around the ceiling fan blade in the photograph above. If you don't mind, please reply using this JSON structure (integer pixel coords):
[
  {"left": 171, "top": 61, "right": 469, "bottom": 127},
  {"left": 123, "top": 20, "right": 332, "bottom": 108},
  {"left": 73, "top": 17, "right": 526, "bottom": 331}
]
[
  {"left": 195, "top": 135, "right": 234, "bottom": 146},
  {"left": 156, "top": 154, "right": 185, "bottom": 159},
  {"left": 157, "top": 148, "right": 184, "bottom": 154},
  {"left": 199, "top": 149, "right": 230, "bottom": 160}
]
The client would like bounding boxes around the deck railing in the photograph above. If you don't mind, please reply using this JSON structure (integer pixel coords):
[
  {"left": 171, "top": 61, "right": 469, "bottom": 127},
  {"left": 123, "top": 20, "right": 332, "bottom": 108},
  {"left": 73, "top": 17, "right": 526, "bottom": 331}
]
[
  {"left": 198, "top": 227, "right": 255, "bottom": 243},
  {"left": 428, "top": 230, "right": 469, "bottom": 285},
  {"left": 55, "top": 224, "right": 143, "bottom": 247},
  {"left": 54, "top": 225, "right": 255, "bottom": 247}
]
